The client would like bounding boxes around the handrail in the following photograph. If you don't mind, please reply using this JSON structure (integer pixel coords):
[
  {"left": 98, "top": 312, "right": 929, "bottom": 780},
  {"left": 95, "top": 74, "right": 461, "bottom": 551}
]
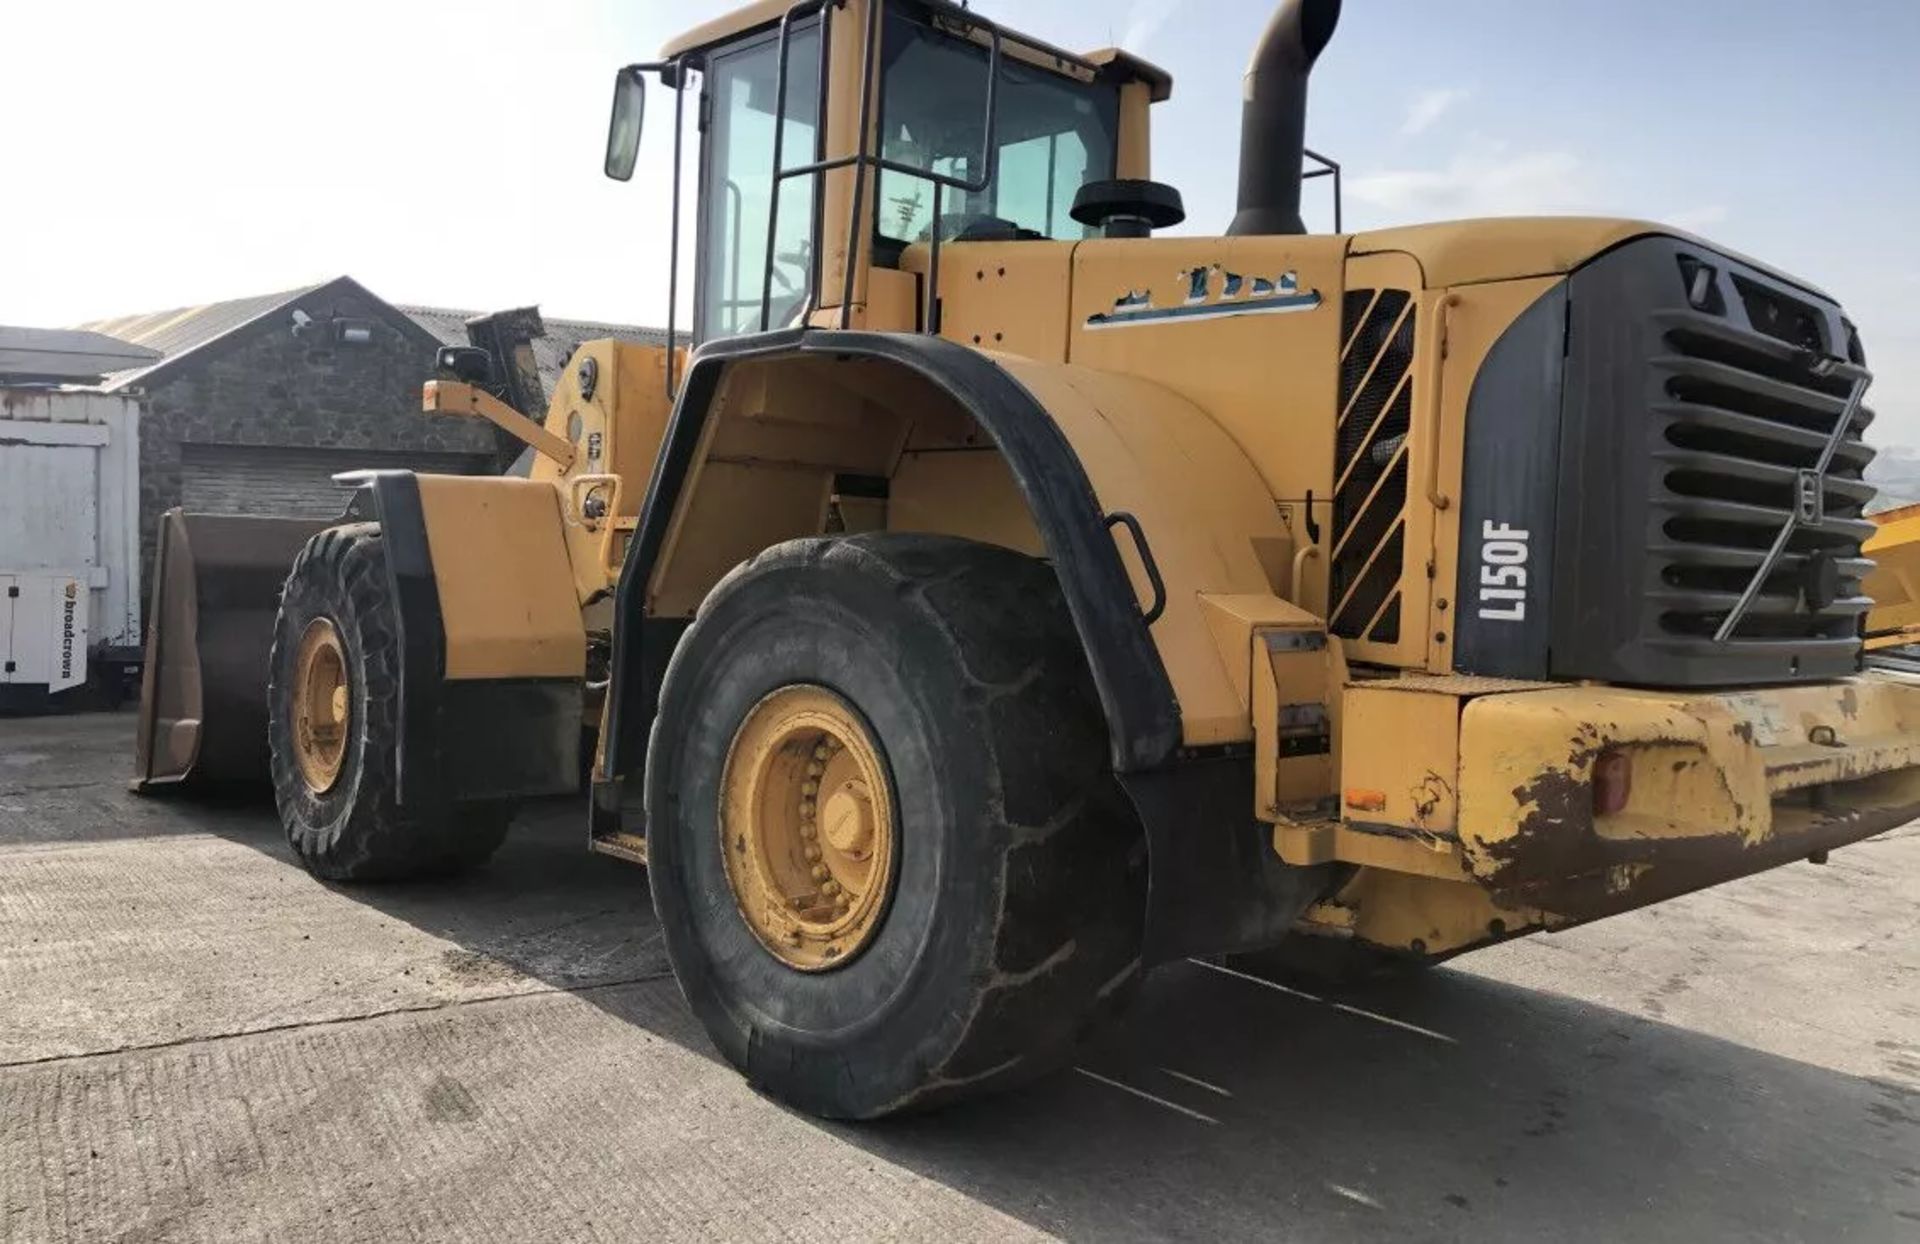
[
  {"left": 612, "top": 59, "right": 690, "bottom": 397},
  {"left": 723, "top": 179, "right": 744, "bottom": 333},
  {"left": 1302, "top": 147, "right": 1342, "bottom": 233},
  {"left": 1421, "top": 292, "right": 1459, "bottom": 512}
]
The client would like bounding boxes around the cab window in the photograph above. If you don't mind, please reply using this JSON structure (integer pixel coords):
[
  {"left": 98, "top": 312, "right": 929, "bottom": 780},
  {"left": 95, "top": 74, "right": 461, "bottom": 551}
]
[{"left": 876, "top": 11, "right": 1119, "bottom": 248}]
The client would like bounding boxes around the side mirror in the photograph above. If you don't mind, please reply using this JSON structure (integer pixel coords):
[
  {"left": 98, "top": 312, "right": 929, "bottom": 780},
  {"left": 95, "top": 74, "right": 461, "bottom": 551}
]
[
  {"left": 604, "top": 69, "right": 646, "bottom": 182},
  {"left": 436, "top": 345, "right": 493, "bottom": 385}
]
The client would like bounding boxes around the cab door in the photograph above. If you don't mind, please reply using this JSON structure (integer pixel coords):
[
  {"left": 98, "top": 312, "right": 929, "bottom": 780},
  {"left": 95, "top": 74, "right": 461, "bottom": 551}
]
[{"left": 694, "top": 20, "right": 823, "bottom": 342}]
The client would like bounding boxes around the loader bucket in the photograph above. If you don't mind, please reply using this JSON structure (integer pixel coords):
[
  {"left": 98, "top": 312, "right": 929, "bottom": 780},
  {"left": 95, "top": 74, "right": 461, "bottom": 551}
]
[{"left": 131, "top": 511, "right": 334, "bottom": 791}]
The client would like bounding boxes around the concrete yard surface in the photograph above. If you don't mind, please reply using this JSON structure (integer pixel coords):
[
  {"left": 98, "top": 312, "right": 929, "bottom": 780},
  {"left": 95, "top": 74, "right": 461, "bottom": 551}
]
[{"left": 2, "top": 712, "right": 1917, "bottom": 1241}]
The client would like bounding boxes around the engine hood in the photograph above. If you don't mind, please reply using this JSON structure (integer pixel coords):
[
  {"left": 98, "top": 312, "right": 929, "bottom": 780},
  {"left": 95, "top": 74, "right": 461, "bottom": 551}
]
[{"left": 1349, "top": 216, "right": 1833, "bottom": 302}]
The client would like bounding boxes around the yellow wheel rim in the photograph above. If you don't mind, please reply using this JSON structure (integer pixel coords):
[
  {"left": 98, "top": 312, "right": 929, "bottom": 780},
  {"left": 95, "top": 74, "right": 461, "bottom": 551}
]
[
  {"left": 292, "top": 617, "right": 351, "bottom": 794},
  {"left": 719, "top": 685, "right": 897, "bottom": 971}
]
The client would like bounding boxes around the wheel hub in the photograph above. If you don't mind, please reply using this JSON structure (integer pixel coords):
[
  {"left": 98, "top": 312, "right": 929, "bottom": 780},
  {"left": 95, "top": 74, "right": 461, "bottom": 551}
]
[
  {"left": 719, "top": 685, "right": 897, "bottom": 971},
  {"left": 292, "top": 617, "right": 351, "bottom": 795}
]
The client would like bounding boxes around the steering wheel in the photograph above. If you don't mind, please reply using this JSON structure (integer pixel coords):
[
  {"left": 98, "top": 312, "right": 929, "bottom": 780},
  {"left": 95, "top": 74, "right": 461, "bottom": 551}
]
[{"left": 915, "top": 213, "right": 1043, "bottom": 244}]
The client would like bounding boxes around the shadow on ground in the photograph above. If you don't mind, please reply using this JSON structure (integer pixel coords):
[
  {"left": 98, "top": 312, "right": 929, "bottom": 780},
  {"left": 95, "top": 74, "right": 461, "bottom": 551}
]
[
  {"left": 195, "top": 786, "right": 1920, "bottom": 1240},
  {"left": 12, "top": 711, "right": 1920, "bottom": 1240}
]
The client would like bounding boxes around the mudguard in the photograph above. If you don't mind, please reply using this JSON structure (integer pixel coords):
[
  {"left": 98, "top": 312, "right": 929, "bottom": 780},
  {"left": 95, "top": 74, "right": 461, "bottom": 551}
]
[{"left": 349, "top": 471, "right": 586, "bottom": 806}]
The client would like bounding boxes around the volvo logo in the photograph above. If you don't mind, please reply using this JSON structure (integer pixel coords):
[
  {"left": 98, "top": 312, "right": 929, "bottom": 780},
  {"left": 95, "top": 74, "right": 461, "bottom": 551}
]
[{"left": 1794, "top": 468, "right": 1826, "bottom": 525}]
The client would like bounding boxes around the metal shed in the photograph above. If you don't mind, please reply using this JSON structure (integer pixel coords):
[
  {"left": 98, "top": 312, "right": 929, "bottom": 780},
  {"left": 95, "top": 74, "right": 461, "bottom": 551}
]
[{"left": 0, "top": 328, "right": 158, "bottom": 704}]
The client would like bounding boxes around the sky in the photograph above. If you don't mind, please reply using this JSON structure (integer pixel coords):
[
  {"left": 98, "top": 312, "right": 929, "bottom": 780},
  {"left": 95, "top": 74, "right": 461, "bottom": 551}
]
[{"left": 3, "top": 0, "right": 1917, "bottom": 441}]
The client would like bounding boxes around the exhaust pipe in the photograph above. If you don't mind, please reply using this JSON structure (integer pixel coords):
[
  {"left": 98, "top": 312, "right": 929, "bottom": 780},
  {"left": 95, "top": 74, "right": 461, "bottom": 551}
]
[{"left": 1227, "top": 0, "right": 1341, "bottom": 236}]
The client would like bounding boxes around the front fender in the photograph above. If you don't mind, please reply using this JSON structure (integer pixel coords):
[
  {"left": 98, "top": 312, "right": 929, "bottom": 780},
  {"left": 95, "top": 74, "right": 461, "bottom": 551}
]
[
  {"left": 354, "top": 471, "right": 585, "bottom": 805},
  {"left": 605, "top": 330, "right": 1193, "bottom": 778}
]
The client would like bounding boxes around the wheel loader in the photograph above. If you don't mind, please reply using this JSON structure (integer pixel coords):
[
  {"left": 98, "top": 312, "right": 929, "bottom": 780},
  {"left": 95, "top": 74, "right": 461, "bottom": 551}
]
[
  {"left": 131, "top": 0, "right": 1920, "bottom": 1119},
  {"left": 1865, "top": 504, "right": 1920, "bottom": 664}
]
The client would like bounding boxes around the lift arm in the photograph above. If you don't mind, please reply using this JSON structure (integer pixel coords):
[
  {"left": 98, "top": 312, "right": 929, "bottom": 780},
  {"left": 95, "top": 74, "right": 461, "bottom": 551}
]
[{"left": 422, "top": 379, "right": 576, "bottom": 470}]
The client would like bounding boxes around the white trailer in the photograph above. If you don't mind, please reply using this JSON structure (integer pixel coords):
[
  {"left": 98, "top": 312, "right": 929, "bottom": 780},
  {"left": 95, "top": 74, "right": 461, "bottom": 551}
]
[{"left": 0, "top": 387, "right": 142, "bottom": 704}]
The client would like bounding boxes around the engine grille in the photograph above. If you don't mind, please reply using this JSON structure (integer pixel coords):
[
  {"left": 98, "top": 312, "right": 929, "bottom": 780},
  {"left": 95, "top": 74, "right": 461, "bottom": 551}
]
[
  {"left": 1651, "top": 298, "right": 1875, "bottom": 643},
  {"left": 1549, "top": 236, "right": 1876, "bottom": 686},
  {"left": 1330, "top": 288, "right": 1415, "bottom": 643}
]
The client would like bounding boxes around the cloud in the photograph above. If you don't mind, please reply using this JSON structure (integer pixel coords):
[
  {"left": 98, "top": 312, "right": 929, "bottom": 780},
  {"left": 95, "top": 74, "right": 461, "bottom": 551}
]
[
  {"left": 1348, "top": 139, "right": 1593, "bottom": 219},
  {"left": 1400, "top": 87, "right": 1470, "bottom": 138},
  {"left": 1121, "top": 0, "right": 1184, "bottom": 52}
]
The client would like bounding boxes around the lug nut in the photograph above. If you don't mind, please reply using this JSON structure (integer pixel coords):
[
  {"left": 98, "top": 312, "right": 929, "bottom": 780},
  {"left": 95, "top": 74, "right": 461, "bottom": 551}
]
[
  {"left": 804, "top": 845, "right": 821, "bottom": 862},
  {"left": 799, "top": 823, "right": 817, "bottom": 840},
  {"left": 822, "top": 880, "right": 841, "bottom": 897},
  {"left": 814, "top": 743, "right": 831, "bottom": 761},
  {"left": 803, "top": 780, "right": 819, "bottom": 796},
  {"left": 811, "top": 864, "right": 829, "bottom": 881}
]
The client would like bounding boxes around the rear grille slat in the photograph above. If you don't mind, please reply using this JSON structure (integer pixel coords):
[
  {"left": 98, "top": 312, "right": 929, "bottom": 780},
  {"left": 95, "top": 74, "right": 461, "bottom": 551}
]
[
  {"left": 1648, "top": 588, "right": 1871, "bottom": 618},
  {"left": 1656, "top": 494, "right": 1874, "bottom": 543},
  {"left": 1650, "top": 270, "right": 1876, "bottom": 646},
  {"left": 1652, "top": 308, "right": 1870, "bottom": 390},
  {"left": 1657, "top": 356, "right": 1872, "bottom": 433},
  {"left": 1658, "top": 401, "right": 1875, "bottom": 472},
  {"left": 1646, "top": 541, "right": 1872, "bottom": 580},
  {"left": 1655, "top": 449, "right": 1876, "bottom": 509}
]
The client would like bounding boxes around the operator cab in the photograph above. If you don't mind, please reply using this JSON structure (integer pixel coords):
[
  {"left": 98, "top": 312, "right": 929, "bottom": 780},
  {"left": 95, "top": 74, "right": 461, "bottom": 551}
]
[{"left": 606, "top": 0, "right": 1174, "bottom": 345}]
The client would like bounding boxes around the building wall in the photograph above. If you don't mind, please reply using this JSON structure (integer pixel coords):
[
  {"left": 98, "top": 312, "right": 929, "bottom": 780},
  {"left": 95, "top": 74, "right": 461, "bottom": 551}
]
[{"left": 134, "top": 286, "right": 504, "bottom": 580}]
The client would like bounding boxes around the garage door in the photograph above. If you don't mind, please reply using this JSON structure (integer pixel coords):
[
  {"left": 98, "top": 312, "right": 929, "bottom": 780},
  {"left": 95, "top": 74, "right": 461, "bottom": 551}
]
[{"left": 179, "top": 445, "right": 494, "bottom": 518}]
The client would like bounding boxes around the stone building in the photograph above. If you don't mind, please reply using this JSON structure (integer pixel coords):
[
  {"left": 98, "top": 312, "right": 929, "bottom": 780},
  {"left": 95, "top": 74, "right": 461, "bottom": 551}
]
[{"left": 80, "top": 276, "right": 662, "bottom": 583}]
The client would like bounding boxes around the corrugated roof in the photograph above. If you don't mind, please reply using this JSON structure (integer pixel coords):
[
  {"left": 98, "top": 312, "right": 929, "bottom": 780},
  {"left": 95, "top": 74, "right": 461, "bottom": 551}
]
[
  {"left": 77, "top": 284, "right": 325, "bottom": 389},
  {"left": 397, "top": 306, "right": 668, "bottom": 403},
  {"left": 0, "top": 326, "right": 161, "bottom": 384},
  {"left": 72, "top": 278, "right": 665, "bottom": 400}
]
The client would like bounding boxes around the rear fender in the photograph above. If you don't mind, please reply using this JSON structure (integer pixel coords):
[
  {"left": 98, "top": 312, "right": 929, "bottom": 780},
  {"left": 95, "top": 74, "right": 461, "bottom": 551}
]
[{"left": 602, "top": 331, "right": 1313, "bottom": 958}]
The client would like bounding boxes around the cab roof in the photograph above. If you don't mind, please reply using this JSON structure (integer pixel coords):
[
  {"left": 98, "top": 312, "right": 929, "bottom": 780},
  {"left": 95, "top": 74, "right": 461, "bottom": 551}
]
[{"left": 660, "top": 0, "right": 1172, "bottom": 100}]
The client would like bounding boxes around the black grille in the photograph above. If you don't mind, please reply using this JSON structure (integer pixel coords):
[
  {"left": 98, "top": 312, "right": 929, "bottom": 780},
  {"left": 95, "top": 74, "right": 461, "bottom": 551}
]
[
  {"left": 1331, "top": 288, "right": 1414, "bottom": 642},
  {"left": 1650, "top": 306, "right": 1874, "bottom": 643},
  {"left": 1550, "top": 236, "right": 1876, "bottom": 686}
]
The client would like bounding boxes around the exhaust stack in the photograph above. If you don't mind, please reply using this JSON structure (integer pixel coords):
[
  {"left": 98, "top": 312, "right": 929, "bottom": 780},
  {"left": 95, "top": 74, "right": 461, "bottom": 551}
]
[{"left": 1227, "top": 0, "right": 1341, "bottom": 236}]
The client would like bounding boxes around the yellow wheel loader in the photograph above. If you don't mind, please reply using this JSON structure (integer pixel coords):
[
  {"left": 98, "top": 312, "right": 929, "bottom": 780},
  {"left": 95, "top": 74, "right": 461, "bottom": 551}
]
[
  {"left": 133, "top": 0, "right": 1920, "bottom": 1119},
  {"left": 1865, "top": 503, "right": 1920, "bottom": 663}
]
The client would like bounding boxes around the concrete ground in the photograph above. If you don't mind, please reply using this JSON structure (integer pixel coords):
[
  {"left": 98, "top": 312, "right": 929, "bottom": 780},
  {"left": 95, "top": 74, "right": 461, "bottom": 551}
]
[{"left": 1, "top": 712, "right": 1916, "bottom": 1243}]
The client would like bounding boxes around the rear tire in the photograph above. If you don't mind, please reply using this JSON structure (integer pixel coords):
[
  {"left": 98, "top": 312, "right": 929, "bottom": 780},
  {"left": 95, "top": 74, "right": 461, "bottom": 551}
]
[
  {"left": 646, "top": 534, "right": 1146, "bottom": 1119},
  {"left": 268, "top": 523, "right": 512, "bottom": 881}
]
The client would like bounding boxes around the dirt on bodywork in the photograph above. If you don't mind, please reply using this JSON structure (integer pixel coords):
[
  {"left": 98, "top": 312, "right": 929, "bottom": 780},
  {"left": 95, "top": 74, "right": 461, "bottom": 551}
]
[{"left": 1486, "top": 758, "right": 1920, "bottom": 921}]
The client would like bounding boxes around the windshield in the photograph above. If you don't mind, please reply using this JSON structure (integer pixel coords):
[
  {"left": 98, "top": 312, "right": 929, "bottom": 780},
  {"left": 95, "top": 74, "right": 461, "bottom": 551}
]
[{"left": 876, "top": 11, "right": 1119, "bottom": 246}]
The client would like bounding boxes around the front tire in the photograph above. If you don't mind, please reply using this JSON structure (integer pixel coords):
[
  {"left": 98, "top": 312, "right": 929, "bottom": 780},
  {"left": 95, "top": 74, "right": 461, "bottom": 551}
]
[
  {"left": 268, "top": 523, "right": 512, "bottom": 881},
  {"left": 646, "top": 534, "right": 1146, "bottom": 1119}
]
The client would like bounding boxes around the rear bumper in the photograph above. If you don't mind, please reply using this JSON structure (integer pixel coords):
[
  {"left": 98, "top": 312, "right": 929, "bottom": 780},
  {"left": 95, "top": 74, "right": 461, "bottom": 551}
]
[{"left": 1458, "top": 673, "right": 1920, "bottom": 920}]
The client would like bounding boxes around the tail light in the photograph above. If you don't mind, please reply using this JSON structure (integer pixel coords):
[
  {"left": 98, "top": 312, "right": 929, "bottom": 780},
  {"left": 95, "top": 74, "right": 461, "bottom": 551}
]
[{"left": 1592, "top": 749, "right": 1633, "bottom": 817}]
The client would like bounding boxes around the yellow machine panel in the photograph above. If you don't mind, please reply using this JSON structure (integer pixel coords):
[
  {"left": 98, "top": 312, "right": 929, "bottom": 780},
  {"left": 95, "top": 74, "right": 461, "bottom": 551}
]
[
  {"left": 1865, "top": 503, "right": 1920, "bottom": 649},
  {"left": 417, "top": 476, "right": 588, "bottom": 681},
  {"left": 998, "top": 358, "right": 1295, "bottom": 745},
  {"left": 1457, "top": 678, "right": 1920, "bottom": 918},
  {"left": 1067, "top": 234, "right": 1348, "bottom": 513}
]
